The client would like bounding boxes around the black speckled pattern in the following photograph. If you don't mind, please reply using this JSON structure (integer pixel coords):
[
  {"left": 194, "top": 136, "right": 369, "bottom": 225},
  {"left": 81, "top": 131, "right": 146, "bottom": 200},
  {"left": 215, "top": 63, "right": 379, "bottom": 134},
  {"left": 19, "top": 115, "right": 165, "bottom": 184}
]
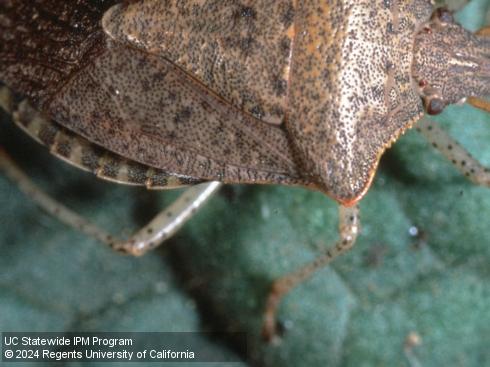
[
  {"left": 12, "top": 98, "right": 205, "bottom": 189},
  {"left": 4, "top": 0, "right": 479, "bottom": 204},
  {"left": 103, "top": 0, "right": 297, "bottom": 125},
  {"left": 286, "top": 0, "right": 430, "bottom": 202},
  {"left": 48, "top": 40, "right": 309, "bottom": 187}
]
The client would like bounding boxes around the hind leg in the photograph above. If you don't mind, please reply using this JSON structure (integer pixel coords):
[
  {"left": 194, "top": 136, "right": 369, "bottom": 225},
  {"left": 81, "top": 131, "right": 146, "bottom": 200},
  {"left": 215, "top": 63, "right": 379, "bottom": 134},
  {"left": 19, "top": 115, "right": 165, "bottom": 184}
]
[
  {"left": 0, "top": 148, "right": 221, "bottom": 255},
  {"left": 112, "top": 182, "right": 221, "bottom": 255},
  {"left": 0, "top": 149, "right": 221, "bottom": 255},
  {"left": 0, "top": 86, "right": 221, "bottom": 255}
]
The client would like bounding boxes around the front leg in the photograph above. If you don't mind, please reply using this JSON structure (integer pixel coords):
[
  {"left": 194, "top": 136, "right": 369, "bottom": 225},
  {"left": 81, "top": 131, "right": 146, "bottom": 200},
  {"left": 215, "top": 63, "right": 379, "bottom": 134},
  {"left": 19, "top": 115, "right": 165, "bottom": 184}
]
[
  {"left": 416, "top": 118, "right": 490, "bottom": 186},
  {"left": 262, "top": 204, "right": 360, "bottom": 342},
  {"left": 468, "top": 97, "right": 490, "bottom": 113}
]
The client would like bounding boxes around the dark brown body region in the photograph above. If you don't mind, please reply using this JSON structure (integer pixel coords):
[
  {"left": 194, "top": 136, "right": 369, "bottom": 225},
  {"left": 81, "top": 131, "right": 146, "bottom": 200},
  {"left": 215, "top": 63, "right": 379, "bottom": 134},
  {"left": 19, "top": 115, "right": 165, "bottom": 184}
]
[{"left": 1, "top": 0, "right": 437, "bottom": 204}]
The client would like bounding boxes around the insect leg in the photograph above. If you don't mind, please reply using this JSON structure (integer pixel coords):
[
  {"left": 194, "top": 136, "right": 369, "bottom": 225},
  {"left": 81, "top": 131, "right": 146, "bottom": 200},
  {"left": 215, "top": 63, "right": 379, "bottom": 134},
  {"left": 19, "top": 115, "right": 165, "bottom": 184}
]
[
  {"left": 476, "top": 25, "right": 490, "bottom": 36},
  {"left": 416, "top": 118, "right": 490, "bottom": 186},
  {"left": 0, "top": 85, "right": 13, "bottom": 114},
  {"left": 0, "top": 148, "right": 116, "bottom": 245},
  {"left": 2, "top": 90, "right": 106, "bottom": 241},
  {"left": 111, "top": 182, "right": 222, "bottom": 256},
  {"left": 468, "top": 97, "right": 490, "bottom": 113},
  {"left": 0, "top": 149, "right": 221, "bottom": 255},
  {"left": 1, "top": 85, "right": 222, "bottom": 254},
  {"left": 262, "top": 204, "right": 360, "bottom": 342}
]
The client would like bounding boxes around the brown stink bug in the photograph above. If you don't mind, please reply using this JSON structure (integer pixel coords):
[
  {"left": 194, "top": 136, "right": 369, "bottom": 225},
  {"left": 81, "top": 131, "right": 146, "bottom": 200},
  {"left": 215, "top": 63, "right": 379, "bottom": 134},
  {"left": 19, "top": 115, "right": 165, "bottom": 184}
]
[{"left": 0, "top": 0, "right": 489, "bottom": 343}]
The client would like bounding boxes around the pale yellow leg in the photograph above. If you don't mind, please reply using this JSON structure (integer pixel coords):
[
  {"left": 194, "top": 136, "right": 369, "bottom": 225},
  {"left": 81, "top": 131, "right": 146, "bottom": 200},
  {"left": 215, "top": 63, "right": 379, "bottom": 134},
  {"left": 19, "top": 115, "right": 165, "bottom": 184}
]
[
  {"left": 112, "top": 182, "right": 221, "bottom": 255},
  {"left": 0, "top": 148, "right": 221, "bottom": 255},
  {"left": 416, "top": 118, "right": 490, "bottom": 186},
  {"left": 0, "top": 85, "right": 221, "bottom": 255},
  {"left": 0, "top": 148, "right": 115, "bottom": 245},
  {"left": 262, "top": 204, "right": 360, "bottom": 342}
]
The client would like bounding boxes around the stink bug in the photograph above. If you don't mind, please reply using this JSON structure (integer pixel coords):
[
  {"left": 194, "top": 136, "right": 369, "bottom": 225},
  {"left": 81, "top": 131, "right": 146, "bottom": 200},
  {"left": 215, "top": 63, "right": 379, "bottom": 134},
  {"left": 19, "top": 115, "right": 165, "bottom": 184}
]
[{"left": 0, "top": 0, "right": 489, "bottom": 344}]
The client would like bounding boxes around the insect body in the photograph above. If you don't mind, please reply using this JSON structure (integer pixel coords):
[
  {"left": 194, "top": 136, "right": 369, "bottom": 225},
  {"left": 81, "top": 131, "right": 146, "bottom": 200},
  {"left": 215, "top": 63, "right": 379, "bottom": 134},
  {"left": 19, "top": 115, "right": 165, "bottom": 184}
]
[{"left": 0, "top": 0, "right": 489, "bottom": 341}]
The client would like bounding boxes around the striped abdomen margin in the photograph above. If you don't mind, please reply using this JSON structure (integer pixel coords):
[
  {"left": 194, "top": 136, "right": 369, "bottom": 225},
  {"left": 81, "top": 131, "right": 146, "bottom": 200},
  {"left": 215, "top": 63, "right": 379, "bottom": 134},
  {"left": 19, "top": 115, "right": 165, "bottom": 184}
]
[{"left": 2, "top": 88, "right": 205, "bottom": 189}]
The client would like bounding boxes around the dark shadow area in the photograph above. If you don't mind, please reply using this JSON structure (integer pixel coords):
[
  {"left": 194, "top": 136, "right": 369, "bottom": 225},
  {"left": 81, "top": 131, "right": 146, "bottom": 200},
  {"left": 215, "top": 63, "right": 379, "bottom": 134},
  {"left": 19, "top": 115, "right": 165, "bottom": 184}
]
[
  {"left": 378, "top": 147, "right": 421, "bottom": 186},
  {"left": 161, "top": 186, "right": 276, "bottom": 367}
]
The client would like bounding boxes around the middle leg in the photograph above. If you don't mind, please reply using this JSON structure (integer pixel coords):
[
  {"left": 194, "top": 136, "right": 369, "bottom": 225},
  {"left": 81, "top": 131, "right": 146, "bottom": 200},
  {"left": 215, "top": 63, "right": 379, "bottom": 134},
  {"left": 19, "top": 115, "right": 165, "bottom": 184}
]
[{"left": 262, "top": 204, "right": 360, "bottom": 342}]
